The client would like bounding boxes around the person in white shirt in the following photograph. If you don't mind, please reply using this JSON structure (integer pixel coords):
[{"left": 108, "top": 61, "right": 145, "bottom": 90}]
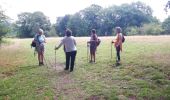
[{"left": 55, "top": 29, "right": 77, "bottom": 72}]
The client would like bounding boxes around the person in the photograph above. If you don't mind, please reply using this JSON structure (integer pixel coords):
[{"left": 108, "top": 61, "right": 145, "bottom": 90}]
[
  {"left": 55, "top": 29, "right": 77, "bottom": 72},
  {"left": 88, "top": 29, "right": 98, "bottom": 63},
  {"left": 33, "top": 28, "right": 46, "bottom": 66},
  {"left": 112, "top": 27, "right": 123, "bottom": 64}
]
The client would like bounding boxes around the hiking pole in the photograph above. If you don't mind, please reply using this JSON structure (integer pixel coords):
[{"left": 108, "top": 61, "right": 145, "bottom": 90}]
[
  {"left": 87, "top": 42, "right": 90, "bottom": 62},
  {"left": 44, "top": 52, "right": 53, "bottom": 68},
  {"left": 55, "top": 50, "right": 56, "bottom": 70},
  {"left": 87, "top": 42, "right": 89, "bottom": 62},
  {"left": 111, "top": 42, "right": 113, "bottom": 59},
  {"left": 43, "top": 54, "right": 49, "bottom": 68}
]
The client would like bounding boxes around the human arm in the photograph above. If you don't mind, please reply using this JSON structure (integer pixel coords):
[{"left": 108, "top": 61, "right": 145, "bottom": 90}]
[
  {"left": 55, "top": 39, "right": 64, "bottom": 50},
  {"left": 112, "top": 34, "right": 119, "bottom": 44},
  {"left": 42, "top": 35, "right": 46, "bottom": 43},
  {"left": 73, "top": 37, "right": 76, "bottom": 46},
  {"left": 44, "top": 35, "right": 46, "bottom": 43}
]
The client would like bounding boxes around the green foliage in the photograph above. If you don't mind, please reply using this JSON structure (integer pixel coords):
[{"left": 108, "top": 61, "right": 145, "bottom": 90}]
[
  {"left": 162, "top": 16, "right": 170, "bottom": 34},
  {"left": 16, "top": 11, "right": 51, "bottom": 38},
  {"left": 0, "top": 23, "right": 10, "bottom": 40},
  {"left": 56, "top": 2, "right": 155, "bottom": 36},
  {"left": 141, "top": 23, "right": 163, "bottom": 35},
  {"left": 108, "top": 89, "right": 119, "bottom": 100},
  {"left": 47, "top": 24, "right": 58, "bottom": 37},
  {"left": 126, "top": 27, "right": 139, "bottom": 35},
  {"left": 126, "top": 23, "right": 163, "bottom": 35},
  {"left": 56, "top": 15, "right": 71, "bottom": 36},
  {"left": 0, "top": 7, "right": 10, "bottom": 41},
  {"left": 6, "top": 23, "right": 20, "bottom": 38},
  {"left": 113, "top": 2, "right": 152, "bottom": 29},
  {"left": 67, "top": 13, "right": 88, "bottom": 36},
  {"left": 164, "top": 1, "right": 170, "bottom": 13},
  {"left": 163, "top": 86, "right": 170, "bottom": 99}
]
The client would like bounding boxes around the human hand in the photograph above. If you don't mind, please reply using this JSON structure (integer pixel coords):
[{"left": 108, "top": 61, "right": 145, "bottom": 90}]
[{"left": 54, "top": 47, "right": 58, "bottom": 50}]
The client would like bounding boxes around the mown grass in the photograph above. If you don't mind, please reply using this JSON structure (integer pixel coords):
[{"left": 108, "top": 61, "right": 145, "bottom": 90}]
[{"left": 0, "top": 36, "right": 170, "bottom": 100}]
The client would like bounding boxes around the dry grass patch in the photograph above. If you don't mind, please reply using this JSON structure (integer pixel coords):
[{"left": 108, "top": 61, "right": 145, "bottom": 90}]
[
  {"left": 127, "top": 35, "right": 170, "bottom": 43},
  {"left": 0, "top": 39, "right": 26, "bottom": 74}
]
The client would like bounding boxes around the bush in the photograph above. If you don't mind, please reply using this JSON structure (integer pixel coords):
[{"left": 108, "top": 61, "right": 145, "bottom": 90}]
[
  {"left": 46, "top": 25, "right": 58, "bottom": 37},
  {"left": 126, "top": 27, "right": 139, "bottom": 35},
  {"left": 126, "top": 23, "right": 164, "bottom": 35},
  {"left": 162, "top": 16, "right": 170, "bottom": 34},
  {"left": 0, "top": 23, "right": 9, "bottom": 41},
  {"left": 141, "top": 23, "right": 163, "bottom": 35}
]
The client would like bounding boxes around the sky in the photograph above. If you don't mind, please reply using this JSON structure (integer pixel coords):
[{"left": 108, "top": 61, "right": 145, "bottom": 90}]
[{"left": 0, "top": 0, "right": 170, "bottom": 23}]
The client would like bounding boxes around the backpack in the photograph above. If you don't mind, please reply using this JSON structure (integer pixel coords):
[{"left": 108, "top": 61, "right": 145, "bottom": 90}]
[
  {"left": 31, "top": 41, "right": 36, "bottom": 47},
  {"left": 31, "top": 35, "right": 40, "bottom": 48},
  {"left": 97, "top": 38, "right": 101, "bottom": 46},
  {"left": 122, "top": 34, "right": 125, "bottom": 43}
]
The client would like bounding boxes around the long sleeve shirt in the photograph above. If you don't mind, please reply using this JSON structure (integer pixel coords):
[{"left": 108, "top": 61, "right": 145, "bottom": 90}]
[{"left": 113, "top": 33, "right": 123, "bottom": 51}]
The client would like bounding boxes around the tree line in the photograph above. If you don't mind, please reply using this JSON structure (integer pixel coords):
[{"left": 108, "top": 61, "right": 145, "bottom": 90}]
[{"left": 0, "top": 1, "right": 170, "bottom": 40}]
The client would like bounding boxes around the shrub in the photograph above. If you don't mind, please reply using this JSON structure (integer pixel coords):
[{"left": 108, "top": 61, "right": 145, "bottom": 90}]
[{"left": 126, "top": 23, "right": 164, "bottom": 35}]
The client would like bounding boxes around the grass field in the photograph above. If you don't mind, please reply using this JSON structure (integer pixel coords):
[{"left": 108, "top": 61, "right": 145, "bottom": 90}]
[{"left": 0, "top": 36, "right": 170, "bottom": 100}]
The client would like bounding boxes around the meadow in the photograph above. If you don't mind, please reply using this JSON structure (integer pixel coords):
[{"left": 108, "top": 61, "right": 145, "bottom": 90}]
[{"left": 0, "top": 36, "right": 170, "bottom": 100}]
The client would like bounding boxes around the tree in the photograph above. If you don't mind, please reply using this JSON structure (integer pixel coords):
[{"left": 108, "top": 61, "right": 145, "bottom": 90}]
[
  {"left": 16, "top": 11, "right": 51, "bottom": 38},
  {"left": 98, "top": 5, "right": 118, "bottom": 35},
  {"left": 55, "top": 15, "right": 71, "bottom": 36},
  {"left": 0, "top": 7, "right": 10, "bottom": 41},
  {"left": 48, "top": 24, "right": 58, "bottom": 37},
  {"left": 162, "top": 16, "right": 170, "bottom": 34},
  {"left": 55, "top": 2, "right": 155, "bottom": 36},
  {"left": 67, "top": 13, "right": 88, "bottom": 36},
  {"left": 55, "top": 4, "right": 103, "bottom": 36},
  {"left": 165, "top": 1, "right": 170, "bottom": 13},
  {"left": 80, "top": 4, "right": 103, "bottom": 34},
  {"left": 113, "top": 2, "right": 153, "bottom": 31}
]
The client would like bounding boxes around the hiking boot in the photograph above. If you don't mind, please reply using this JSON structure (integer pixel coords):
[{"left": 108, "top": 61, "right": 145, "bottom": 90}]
[
  {"left": 70, "top": 69, "right": 73, "bottom": 72},
  {"left": 39, "top": 62, "right": 41, "bottom": 66},
  {"left": 39, "top": 62, "right": 44, "bottom": 66},
  {"left": 64, "top": 68, "right": 69, "bottom": 70},
  {"left": 116, "top": 60, "right": 120, "bottom": 63}
]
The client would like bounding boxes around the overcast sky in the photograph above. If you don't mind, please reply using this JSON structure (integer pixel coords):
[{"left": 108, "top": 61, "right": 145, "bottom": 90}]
[{"left": 0, "top": 0, "right": 170, "bottom": 23}]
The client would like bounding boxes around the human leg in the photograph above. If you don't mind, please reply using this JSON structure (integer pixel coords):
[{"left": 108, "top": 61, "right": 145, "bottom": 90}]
[
  {"left": 65, "top": 52, "right": 70, "bottom": 70},
  {"left": 116, "top": 46, "right": 120, "bottom": 62},
  {"left": 70, "top": 51, "right": 77, "bottom": 72}
]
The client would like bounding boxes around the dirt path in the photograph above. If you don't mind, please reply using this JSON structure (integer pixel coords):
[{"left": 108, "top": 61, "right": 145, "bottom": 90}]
[{"left": 45, "top": 60, "right": 86, "bottom": 100}]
